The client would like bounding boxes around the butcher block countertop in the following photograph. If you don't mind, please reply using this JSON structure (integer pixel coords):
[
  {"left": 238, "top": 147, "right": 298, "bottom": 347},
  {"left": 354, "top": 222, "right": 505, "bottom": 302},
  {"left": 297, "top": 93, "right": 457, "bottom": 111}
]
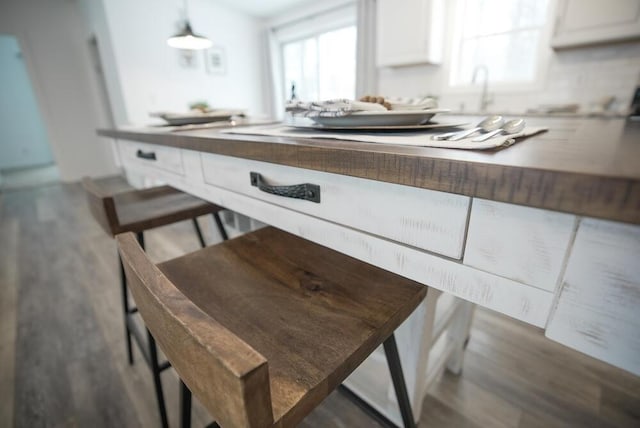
[{"left": 99, "top": 115, "right": 640, "bottom": 224}]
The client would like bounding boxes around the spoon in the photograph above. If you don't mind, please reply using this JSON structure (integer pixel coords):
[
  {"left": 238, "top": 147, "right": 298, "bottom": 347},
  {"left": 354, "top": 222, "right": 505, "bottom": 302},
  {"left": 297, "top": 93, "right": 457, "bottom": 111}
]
[
  {"left": 432, "top": 115, "right": 504, "bottom": 141},
  {"left": 473, "top": 118, "right": 525, "bottom": 142}
]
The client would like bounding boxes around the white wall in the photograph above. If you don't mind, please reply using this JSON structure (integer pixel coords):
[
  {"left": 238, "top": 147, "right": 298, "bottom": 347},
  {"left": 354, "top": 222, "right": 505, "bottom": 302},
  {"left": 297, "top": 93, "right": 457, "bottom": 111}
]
[
  {"left": 377, "top": 1, "right": 640, "bottom": 114},
  {"left": 0, "top": 34, "right": 53, "bottom": 170},
  {"left": 0, "top": 0, "right": 119, "bottom": 181},
  {"left": 80, "top": 0, "right": 129, "bottom": 127},
  {"left": 86, "top": 0, "right": 266, "bottom": 125}
]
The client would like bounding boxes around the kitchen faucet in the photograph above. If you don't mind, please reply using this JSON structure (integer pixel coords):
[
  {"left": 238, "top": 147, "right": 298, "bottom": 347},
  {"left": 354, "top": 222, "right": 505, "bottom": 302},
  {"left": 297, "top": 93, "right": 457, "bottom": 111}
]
[{"left": 472, "top": 65, "right": 492, "bottom": 112}]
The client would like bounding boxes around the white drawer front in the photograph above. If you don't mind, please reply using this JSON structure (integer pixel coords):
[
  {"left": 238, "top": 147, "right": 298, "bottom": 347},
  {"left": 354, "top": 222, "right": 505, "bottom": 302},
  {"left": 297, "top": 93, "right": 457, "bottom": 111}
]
[
  {"left": 546, "top": 218, "right": 640, "bottom": 376},
  {"left": 201, "top": 153, "right": 471, "bottom": 259},
  {"left": 464, "top": 199, "right": 577, "bottom": 292},
  {"left": 171, "top": 178, "right": 554, "bottom": 327},
  {"left": 119, "top": 141, "right": 184, "bottom": 176}
]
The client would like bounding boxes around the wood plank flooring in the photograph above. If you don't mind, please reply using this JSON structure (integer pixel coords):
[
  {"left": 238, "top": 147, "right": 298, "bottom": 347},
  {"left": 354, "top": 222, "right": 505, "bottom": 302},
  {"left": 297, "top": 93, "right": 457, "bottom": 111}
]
[{"left": 0, "top": 182, "right": 638, "bottom": 428}]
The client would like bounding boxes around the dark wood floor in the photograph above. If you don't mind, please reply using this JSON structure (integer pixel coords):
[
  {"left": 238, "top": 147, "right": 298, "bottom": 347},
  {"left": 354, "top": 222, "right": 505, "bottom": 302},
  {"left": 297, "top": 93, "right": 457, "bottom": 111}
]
[{"left": 1, "top": 182, "right": 638, "bottom": 428}]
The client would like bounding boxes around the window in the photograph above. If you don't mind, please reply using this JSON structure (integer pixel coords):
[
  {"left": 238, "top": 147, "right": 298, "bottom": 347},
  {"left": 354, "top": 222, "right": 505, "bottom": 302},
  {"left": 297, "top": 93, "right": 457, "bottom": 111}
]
[
  {"left": 272, "top": 3, "right": 357, "bottom": 102},
  {"left": 282, "top": 26, "right": 356, "bottom": 101},
  {"left": 450, "top": 0, "right": 551, "bottom": 87}
]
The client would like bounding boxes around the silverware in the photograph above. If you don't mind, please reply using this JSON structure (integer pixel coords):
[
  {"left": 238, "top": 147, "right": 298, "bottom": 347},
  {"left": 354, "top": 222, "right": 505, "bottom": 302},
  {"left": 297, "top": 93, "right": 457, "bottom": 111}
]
[
  {"left": 430, "top": 129, "right": 464, "bottom": 140},
  {"left": 472, "top": 118, "right": 525, "bottom": 142},
  {"left": 432, "top": 115, "right": 504, "bottom": 141}
]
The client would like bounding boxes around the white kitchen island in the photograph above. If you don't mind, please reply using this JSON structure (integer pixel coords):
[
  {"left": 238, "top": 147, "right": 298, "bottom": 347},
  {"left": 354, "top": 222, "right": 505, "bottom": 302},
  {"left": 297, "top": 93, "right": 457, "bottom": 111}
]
[{"left": 99, "top": 115, "right": 640, "bottom": 425}]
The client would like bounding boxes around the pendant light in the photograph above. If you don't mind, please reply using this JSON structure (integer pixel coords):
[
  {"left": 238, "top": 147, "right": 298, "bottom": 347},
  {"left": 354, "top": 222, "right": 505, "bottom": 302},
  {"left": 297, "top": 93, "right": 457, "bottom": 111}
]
[{"left": 167, "top": 0, "right": 212, "bottom": 50}]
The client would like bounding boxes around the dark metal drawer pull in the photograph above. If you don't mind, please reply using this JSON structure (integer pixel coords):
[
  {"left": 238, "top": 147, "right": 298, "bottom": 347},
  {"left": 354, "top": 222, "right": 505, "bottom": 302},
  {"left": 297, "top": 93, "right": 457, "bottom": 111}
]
[
  {"left": 136, "top": 149, "right": 156, "bottom": 161},
  {"left": 250, "top": 172, "right": 320, "bottom": 203}
]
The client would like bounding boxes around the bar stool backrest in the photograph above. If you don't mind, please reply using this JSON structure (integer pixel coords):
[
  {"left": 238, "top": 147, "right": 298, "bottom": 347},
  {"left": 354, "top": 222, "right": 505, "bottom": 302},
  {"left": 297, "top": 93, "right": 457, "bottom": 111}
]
[
  {"left": 82, "top": 177, "right": 119, "bottom": 237},
  {"left": 116, "top": 232, "right": 275, "bottom": 428}
]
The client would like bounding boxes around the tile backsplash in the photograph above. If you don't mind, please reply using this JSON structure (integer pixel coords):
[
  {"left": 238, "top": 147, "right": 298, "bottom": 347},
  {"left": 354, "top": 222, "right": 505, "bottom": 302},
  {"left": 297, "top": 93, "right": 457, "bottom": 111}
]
[
  {"left": 544, "top": 42, "right": 640, "bottom": 110},
  {"left": 378, "top": 41, "right": 640, "bottom": 114}
]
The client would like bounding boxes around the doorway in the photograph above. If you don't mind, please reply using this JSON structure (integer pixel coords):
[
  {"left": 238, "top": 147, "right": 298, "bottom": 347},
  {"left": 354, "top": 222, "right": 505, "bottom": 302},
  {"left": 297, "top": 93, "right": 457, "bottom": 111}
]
[{"left": 0, "top": 34, "right": 59, "bottom": 190}]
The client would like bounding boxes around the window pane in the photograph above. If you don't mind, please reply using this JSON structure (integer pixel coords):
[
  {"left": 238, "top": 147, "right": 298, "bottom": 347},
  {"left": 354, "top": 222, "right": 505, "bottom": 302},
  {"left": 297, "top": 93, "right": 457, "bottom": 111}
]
[
  {"left": 301, "top": 38, "right": 318, "bottom": 100},
  {"left": 456, "top": 30, "right": 541, "bottom": 84},
  {"left": 283, "top": 42, "right": 302, "bottom": 100},
  {"left": 282, "top": 38, "right": 318, "bottom": 101},
  {"left": 452, "top": 0, "right": 549, "bottom": 86},
  {"left": 281, "top": 25, "right": 356, "bottom": 102},
  {"left": 511, "top": 0, "right": 549, "bottom": 28},
  {"left": 462, "top": 0, "right": 549, "bottom": 37},
  {"left": 318, "top": 26, "right": 356, "bottom": 100}
]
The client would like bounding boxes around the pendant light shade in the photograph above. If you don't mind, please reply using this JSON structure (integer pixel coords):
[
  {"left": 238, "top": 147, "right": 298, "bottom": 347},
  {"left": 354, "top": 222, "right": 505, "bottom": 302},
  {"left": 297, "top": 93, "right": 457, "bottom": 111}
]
[
  {"left": 167, "top": 22, "right": 213, "bottom": 50},
  {"left": 167, "top": 0, "right": 212, "bottom": 50}
]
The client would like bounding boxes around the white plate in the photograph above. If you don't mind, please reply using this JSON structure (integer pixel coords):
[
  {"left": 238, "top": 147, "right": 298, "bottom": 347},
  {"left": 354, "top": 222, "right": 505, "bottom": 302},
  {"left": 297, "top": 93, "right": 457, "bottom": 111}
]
[
  {"left": 309, "top": 109, "right": 450, "bottom": 127},
  {"left": 292, "top": 120, "right": 466, "bottom": 132},
  {"left": 151, "top": 110, "right": 240, "bottom": 126}
]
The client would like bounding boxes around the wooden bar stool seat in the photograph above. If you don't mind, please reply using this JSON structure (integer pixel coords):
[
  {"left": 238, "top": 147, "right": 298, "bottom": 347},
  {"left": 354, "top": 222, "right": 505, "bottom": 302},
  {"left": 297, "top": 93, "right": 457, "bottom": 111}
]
[
  {"left": 83, "top": 175, "right": 229, "bottom": 428},
  {"left": 117, "top": 226, "right": 427, "bottom": 428},
  {"left": 83, "top": 176, "right": 228, "bottom": 241}
]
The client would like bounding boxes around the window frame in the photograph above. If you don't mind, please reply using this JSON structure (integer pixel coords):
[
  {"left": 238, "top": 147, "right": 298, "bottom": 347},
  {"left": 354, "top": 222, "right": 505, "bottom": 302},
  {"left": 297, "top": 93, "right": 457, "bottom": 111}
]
[
  {"left": 443, "top": 0, "right": 558, "bottom": 95},
  {"left": 271, "top": 3, "right": 357, "bottom": 103},
  {"left": 280, "top": 25, "right": 357, "bottom": 102}
]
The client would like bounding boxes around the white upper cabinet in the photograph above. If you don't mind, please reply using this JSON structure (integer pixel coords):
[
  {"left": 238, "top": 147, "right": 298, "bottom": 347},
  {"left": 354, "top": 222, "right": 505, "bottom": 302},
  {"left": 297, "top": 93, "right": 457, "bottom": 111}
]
[
  {"left": 551, "top": 0, "right": 640, "bottom": 49},
  {"left": 376, "top": 0, "right": 444, "bottom": 67}
]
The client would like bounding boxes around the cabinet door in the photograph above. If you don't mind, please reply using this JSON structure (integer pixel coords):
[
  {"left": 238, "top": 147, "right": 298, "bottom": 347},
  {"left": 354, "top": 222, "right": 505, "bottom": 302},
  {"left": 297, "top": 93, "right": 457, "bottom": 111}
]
[
  {"left": 376, "top": 0, "right": 444, "bottom": 67},
  {"left": 551, "top": 0, "right": 640, "bottom": 48}
]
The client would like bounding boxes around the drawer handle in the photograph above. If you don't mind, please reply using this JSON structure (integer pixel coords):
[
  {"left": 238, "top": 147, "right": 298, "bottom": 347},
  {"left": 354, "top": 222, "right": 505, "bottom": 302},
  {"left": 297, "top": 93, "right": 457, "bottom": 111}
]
[
  {"left": 136, "top": 149, "right": 156, "bottom": 161},
  {"left": 250, "top": 172, "right": 320, "bottom": 203}
]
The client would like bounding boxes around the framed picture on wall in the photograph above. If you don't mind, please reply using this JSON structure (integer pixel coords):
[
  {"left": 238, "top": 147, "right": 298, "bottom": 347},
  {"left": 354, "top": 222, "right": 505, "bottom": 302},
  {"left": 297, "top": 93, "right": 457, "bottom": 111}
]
[{"left": 205, "top": 46, "right": 226, "bottom": 75}]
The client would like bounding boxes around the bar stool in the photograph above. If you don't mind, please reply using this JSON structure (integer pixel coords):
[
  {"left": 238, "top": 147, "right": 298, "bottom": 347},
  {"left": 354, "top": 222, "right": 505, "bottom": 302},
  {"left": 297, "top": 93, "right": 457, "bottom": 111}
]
[
  {"left": 117, "top": 226, "right": 427, "bottom": 428},
  {"left": 83, "top": 176, "right": 229, "bottom": 428}
]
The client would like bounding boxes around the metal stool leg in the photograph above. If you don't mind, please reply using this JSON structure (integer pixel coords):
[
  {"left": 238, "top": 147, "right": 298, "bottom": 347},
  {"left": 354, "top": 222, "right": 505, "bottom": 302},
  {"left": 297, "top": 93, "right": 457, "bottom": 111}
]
[
  {"left": 181, "top": 380, "right": 222, "bottom": 428},
  {"left": 119, "top": 254, "right": 134, "bottom": 365},
  {"left": 136, "top": 231, "right": 145, "bottom": 249},
  {"left": 122, "top": 232, "right": 169, "bottom": 428},
  {"left": 192, "top": 218, "right": 207, "bottom": 248},
  {"left": 148, "top": 330, "right": 169, "bottom": 428},
  {"left": 383, "top": 334, "right": 416, "bottom": 428},
  {"left": 180, "top": 380, "right": 192, "bottom": 428},
  {"left": 212, "top": 212, "right": 229, "bottom": 241}
]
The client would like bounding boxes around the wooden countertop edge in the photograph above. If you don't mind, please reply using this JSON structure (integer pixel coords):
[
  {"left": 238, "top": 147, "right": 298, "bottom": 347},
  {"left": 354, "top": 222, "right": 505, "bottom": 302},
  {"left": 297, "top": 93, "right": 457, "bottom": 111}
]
[{"left": 98, "top": 128, "right": 640, "bottom": 225}]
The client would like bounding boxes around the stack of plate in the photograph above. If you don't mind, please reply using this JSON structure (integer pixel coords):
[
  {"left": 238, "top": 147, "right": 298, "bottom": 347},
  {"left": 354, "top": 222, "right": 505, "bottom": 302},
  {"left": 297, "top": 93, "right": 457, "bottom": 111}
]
[
  {"left": 151, "top": 110, "right": 242, "bottom": 126},
  {"left": 308, "top": 108, "right": 451, "bottom": 129},
  {"left": 289, "top": 108, "right": 466, "bottom": 131}
]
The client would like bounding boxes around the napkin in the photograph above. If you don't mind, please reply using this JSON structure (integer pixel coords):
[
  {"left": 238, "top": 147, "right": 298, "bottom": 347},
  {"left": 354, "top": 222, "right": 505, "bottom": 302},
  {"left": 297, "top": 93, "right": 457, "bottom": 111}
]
[
  {"left": 423, "top": 127, "right": 547, "bottom": 149},
  {"left": 285, "top": 99, "right": 387, "bottom": 118},
  {"left": 386, "top": 96, "right": 438, "bottom": 111},
  {"left": 222, "top": 125, "right": 547, "bottom": 150}
]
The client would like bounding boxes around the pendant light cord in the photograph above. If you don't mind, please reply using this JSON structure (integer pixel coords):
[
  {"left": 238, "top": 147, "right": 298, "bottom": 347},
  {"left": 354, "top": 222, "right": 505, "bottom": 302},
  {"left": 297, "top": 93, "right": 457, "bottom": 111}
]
[{"left": 167, "top": 0, "right": 212, "bottom": 49}]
